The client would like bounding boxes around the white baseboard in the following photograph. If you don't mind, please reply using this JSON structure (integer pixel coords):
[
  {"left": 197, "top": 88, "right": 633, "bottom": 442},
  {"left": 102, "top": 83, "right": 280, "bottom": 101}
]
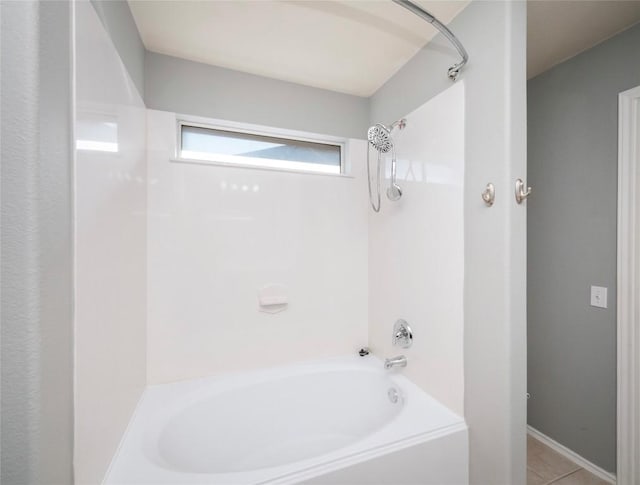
[{"left": 527, "top": 425, "right": 616, "bottom": 484}]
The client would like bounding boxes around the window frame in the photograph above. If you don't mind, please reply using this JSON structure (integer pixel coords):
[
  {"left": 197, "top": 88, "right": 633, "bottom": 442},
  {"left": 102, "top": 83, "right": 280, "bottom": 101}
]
[{"left": 175, "top": 119, "right": 347, "bottom": 176}]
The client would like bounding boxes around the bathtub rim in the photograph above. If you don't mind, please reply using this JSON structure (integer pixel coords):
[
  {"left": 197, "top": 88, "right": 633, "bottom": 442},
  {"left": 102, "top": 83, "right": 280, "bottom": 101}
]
[
  {"left": 103, "top": 355, "right": 467, "bottom": 485},
  {"left": 258, "top": 421, "right": 468, "bottom": 485}
]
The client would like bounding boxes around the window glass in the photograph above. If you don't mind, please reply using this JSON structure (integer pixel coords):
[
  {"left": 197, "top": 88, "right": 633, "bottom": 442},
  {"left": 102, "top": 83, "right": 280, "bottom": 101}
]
[{"left": 180, "top": 125, "right": 342, "bottom": 174}]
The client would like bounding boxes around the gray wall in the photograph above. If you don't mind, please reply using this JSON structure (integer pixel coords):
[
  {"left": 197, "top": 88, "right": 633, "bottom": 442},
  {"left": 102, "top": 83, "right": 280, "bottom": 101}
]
[
  {"left": 90, "top": 0, "right": 145, "bottom": 97},
  {"left": 91, "top": 2, "right": 368, "bottom": 139},
  {"left": 528, "top": 22, "right": 640, "bottom": 473},
  {"left": 1, "top": 1, "right": 74, "bottom": 483},
  {"left": 371, "top": 2, "right": 528, "bottom": 484},
  {"left": 145, "top": 52, "right": 369, "bottom": 139}
]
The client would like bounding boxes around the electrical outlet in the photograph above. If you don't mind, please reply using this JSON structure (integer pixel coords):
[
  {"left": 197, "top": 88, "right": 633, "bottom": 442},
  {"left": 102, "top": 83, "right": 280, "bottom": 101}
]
[{"left": 590, "top": 286, "right": 608, "bottom": 309}]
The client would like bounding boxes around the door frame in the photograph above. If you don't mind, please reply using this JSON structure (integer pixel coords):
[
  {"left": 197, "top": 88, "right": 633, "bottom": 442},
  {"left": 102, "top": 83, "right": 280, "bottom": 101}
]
[{"left": 617, "top": 85, "right": 640, "bottom": 485}]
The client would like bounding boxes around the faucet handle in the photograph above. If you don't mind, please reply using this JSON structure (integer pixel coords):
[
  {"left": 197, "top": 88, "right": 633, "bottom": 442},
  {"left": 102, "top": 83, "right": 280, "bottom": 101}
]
[{"left": 392, "top": 319, "right": 413, "bottom": 348}]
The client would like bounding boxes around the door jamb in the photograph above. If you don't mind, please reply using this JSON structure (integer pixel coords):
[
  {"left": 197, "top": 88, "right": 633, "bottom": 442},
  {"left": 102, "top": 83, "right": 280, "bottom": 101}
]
[{"left": 617, "top": 85, "right": 640, "bottom": 485}]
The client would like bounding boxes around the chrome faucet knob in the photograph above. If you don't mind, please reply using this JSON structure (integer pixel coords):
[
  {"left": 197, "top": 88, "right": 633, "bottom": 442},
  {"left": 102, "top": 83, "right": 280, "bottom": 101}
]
[{"left": 392, "top": 319, "right": 413, "bottom": 348}]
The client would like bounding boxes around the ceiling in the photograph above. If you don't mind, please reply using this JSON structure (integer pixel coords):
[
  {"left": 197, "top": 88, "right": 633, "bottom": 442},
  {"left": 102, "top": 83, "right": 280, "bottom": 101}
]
[
  {"left": 129, "top": 1, "right": 640, "bottom": 96},
  {"left": 527, "top": 1, "right": 640, "bottom": 79},
  {"left": 128, "top": 0, "right": 469, "bottom": 97}
]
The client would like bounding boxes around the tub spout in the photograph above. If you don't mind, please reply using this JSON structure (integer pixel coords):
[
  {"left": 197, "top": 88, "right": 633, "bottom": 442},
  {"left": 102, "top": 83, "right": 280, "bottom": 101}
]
[{"left": 384, "top": 355, "right": 407, "bottom": 369}]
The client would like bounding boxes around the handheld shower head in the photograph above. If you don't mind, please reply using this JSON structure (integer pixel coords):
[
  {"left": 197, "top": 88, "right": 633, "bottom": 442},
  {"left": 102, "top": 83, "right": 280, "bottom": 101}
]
[
  {"left": 367, "top": 124, "right": 393, "bottom": 153},
  {"left": 366, "top": 119, "right": 407, "bottom": 211},
  {"left": 367, "top": 119, "right": 407, "bottom": 153}
]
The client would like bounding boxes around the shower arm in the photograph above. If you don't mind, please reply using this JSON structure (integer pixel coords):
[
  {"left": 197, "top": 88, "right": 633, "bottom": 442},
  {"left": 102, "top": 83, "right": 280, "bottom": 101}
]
[{"left": 392, "top": 0, "right": 469, "bottom": 81}]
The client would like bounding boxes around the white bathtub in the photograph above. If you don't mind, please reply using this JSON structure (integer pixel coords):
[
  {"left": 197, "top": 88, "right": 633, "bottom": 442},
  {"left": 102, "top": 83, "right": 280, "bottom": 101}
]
[{"left": 105, "top": 356, "right": 468, "bottom": 484}]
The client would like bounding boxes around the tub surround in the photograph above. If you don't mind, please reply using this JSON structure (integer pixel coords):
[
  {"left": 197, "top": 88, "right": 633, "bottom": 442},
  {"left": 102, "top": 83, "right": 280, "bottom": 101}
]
[
  {"left": 369, "top": 82, "right": 465, "bottom": 416},
  {"left": 146, "top": 110, "right": 369, "bottom": 384},
  {"left": 74, "top": 3, "right": 147, "bottom": 484}
]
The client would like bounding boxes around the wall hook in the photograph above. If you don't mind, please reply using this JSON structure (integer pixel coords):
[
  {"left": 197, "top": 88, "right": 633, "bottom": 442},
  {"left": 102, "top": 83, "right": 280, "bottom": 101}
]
[
  {"left": 515, "top": 179, "right": 531, "bottom": 204},
  {"left": 481, "top": 183, "right": 495, "bottom": 207}
]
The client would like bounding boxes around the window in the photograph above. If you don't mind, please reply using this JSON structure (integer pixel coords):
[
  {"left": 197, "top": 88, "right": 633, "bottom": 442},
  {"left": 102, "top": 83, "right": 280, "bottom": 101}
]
[{"left": 178, "top": 123, "right": 343, "bottom": 174}]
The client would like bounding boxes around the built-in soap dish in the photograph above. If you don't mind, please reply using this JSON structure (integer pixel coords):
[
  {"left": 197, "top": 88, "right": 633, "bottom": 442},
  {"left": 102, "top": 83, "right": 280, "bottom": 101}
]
[{"left": 258, "top": 284, "right": 288, "bottom": 314}]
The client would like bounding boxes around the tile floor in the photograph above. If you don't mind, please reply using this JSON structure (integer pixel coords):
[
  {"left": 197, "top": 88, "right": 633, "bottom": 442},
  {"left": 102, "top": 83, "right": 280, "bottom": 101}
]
[{"left": 527, "top": 435, "right": 610, "bottom": 485}]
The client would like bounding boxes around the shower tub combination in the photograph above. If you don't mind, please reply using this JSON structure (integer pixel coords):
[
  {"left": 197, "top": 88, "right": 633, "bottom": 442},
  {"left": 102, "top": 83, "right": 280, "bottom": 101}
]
[{"left": 106, "top": 356, "right": 468, "bottom": 484}]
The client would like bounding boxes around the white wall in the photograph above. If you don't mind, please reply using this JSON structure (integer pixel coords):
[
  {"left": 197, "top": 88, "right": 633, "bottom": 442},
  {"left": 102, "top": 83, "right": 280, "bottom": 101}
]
[
  {"left": 462, "top": 3, "right": 527, "bottom": 482},
  {"left": 369, "top": 82, "right": 465, "bottom": 416},
  {"left": 146, "top": 110, "right": 369, "bottom": 384},
  {"left": 74, "top": 2, "right": 147, "bottom": 483}
]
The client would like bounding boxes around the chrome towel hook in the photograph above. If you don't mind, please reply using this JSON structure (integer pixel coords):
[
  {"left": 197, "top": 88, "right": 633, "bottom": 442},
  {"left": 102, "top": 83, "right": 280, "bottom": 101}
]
[
  {"left": 481, "top": 183, "right": 495, "bottom": 207},
  {"left": 515, "top": 179, "right": 531, "bottom": 204}
]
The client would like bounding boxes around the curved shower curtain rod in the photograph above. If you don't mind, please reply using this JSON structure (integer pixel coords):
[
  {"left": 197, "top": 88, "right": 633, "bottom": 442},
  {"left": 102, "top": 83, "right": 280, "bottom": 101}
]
[{"left": 392, "top": 0, "right": 469, "bottom": 81}]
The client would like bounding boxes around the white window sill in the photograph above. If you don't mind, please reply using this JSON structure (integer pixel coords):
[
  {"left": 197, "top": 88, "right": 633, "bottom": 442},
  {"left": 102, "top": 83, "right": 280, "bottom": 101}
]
[{"left": 170, "top": 157, "right": 355, "bottom": 179}]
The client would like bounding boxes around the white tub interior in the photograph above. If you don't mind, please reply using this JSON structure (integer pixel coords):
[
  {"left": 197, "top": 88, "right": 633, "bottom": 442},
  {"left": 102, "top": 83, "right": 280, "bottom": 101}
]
[
  {"left": 157, "top": 370, "right": 401, "bottom": 473},
  {"left": 106, "top": 356, "right": 467, "bottom": 485}
]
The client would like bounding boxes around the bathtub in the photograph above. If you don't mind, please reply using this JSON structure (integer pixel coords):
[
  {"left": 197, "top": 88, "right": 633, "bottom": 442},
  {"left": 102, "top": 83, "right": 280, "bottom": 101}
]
[{"left": 105, "top": 356, "right": 468, "bottom": 484}]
